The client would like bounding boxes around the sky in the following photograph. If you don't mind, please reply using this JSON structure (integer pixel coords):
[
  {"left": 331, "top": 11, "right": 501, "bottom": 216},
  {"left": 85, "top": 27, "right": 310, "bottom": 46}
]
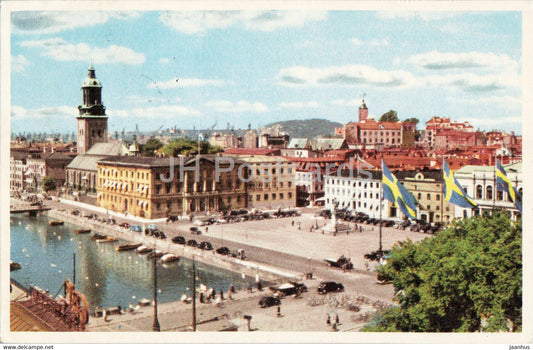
[{"left": 9, "top": 9, "right": 523, "bottom": 134}]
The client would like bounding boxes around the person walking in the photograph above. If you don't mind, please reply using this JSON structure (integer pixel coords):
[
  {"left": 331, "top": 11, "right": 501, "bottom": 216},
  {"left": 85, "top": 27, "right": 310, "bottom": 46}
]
[
  {"left": 277, "top": 306, "right": 281, "bottom": 317},
  {"left": 326, "top": 314, "right": 331, "bottom": 325}
]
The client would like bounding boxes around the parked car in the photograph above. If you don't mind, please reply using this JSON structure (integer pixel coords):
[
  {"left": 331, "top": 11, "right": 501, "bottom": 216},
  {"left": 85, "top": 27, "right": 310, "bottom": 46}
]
[
  {"left": 187, "top": 239, "right": 198, "bottom": 247},
  {"left": 216, "top": 246, "right": 231, "bottom": 255},
  {"left": 192, "top": 219, "right": 209, "bottom": 226},
  {"left": 317, "top": 281, "right": 344, "bottom": 295},
  {"left": 71, "top": 210, "right": 80, "bottom": 216},
  {"left": 130, "top": 225, "right": 142, "bottom": 232},
  {"left": 199, "top": 241, "right": 213, "bottom": 250},
  {"left": 147, "top": 224, "right": 158, "bottom": 230},
  {"left": 259, "top": 296, "right": 281, "bottom": 308},
  {"left": 271, "top": 282, "right": 307, "bottom": 297},
  {"left": 119, "top": 222, "right": 130, "bottom": 229},
  {"left": 172, "top": 236, "right": 186, "bottom": 245},
  {"left": 166, "top": 216, "right": 179, "bottom": 223},
  {"left": 189, "top": 227, "right": 201, "bottom": 235},
  {"left": 324, "top": 256, "right": 353, "bottom": 270}
]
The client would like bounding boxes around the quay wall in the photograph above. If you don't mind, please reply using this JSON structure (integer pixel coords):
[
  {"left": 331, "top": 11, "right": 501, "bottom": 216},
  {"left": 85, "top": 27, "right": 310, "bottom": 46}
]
[{"left": 47, "top": 209, "right": 303, "bottom": 284}]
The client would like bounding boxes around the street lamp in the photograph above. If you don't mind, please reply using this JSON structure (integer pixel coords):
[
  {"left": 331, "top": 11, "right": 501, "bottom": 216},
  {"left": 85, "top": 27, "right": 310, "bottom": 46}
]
[{"left": 152, "top": 245, "right": 160, "bottom": 332}]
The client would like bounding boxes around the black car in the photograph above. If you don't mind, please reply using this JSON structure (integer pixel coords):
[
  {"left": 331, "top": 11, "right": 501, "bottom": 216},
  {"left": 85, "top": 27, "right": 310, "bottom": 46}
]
[
  {"left": 216, "top": 246, "right": 231, "bottom": 255},
  {"left": 172, "top": 236, "right": 186, "bottom": 245},
  {"left": 317, "top": 281, "right": 344, "bottom": 295},
  {"left": 258, "top": 296, "right": 281, "bottom": 308},
  {"left": 199, "top": 241, "right": 213, "bottom": 250},
  {"left": 167, "top": 216, "right": 179, "bottom": 223},
  {"left": 189, "top": 227, "right": 201, "bottom": 235},
  {"left": 187, "top": 239, "right": 198, "bottom": 247}
]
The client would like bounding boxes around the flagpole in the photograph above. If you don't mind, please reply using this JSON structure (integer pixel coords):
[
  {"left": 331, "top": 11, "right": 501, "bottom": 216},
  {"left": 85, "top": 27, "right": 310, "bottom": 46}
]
[{"left": 379, "top": 177, "right": 383, "bottom": 257}]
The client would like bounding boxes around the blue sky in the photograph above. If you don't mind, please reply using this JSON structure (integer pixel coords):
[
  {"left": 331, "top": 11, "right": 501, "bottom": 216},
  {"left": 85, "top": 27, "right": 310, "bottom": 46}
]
[{"left": 10, "top": 10, "right": 522, "bottom": 134}]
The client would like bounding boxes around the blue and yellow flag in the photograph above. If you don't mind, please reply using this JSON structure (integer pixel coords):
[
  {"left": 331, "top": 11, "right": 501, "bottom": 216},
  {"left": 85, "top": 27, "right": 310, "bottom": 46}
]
[
  {"left": 382, "top": 160, "right": 417, "bottom": 220},
  {"left": 496, "top": 160, "right": 522, "bottom": 212},
  {"left": 443, "top": 160, "right": 477, "bottom": 208}
]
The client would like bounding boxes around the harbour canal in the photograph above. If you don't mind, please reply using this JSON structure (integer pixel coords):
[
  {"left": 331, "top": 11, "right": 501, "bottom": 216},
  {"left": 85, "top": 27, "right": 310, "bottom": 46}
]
[{"left": 10, "top": 213, "right": 256, "bottom": 312}]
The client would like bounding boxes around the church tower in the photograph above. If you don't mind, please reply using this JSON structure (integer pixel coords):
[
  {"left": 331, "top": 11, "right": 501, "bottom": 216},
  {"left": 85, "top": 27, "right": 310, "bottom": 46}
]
[
  {"left": 358, "top": 98, "right": 368, "bottom": 122},
  {"left": 77, "top": 64, "right": 108, "bottom": 154}
]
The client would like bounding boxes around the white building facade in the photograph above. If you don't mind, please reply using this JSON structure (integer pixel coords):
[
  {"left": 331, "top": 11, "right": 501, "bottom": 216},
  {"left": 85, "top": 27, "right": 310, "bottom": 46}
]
[
  {"left": 324, "top": 170, "right": 401, "bottom": 220},
  {"left": 453, "top": 162, "right": 522, "bottom": 220}
]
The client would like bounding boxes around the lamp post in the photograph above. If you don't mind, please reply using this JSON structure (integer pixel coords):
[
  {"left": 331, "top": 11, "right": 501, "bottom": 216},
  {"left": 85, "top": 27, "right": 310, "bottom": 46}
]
[
  {"left": 192, "top": 256, "right": 197, "bottom": 331},
  {"left": 152, "top": 245, "right": 160, "bottom": 332}
]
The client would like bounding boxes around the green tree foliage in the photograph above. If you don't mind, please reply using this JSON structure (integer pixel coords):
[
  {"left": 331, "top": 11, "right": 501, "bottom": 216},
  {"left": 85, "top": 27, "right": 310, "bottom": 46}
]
[
  {"left": 42, "top": 176, "right": 56, "bottom": 192},
  {"left": 379, "top": 110, "right": 399, "bottom": 123},
  {"left": 362, "top": 210, "right": 522, "bottom": 332},
  {"left": 141, "top": 138, "right": 164, "bottom": 156},
  {"left": 403, "top": 118, "right": 419, "bottom": 126},
  {"left": 160, "top": 138, "right": 222, "bottom": 156}
]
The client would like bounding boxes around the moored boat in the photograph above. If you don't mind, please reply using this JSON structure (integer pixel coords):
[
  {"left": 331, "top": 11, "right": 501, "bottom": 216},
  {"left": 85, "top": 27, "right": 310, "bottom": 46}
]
[
  {"left": 49, "top": 221, "right": 64, "bottom": 226},
  {"left": 161, "top": 253, "right": 179, "bottom": 263},
  {"left": 136, "top": 245, "right": 152, "bottom": 254},
  {"left": 96, "top": 237, "right": 118, "bottom": 243},
  {"left": 147, "top": 250, "right": 164, "bottom": 258},
  {"left": 116, "top": 242, "right": 142, "bottom": 251},
  {"left": 75, "top": 229, "right": 91, "bottom": 234},
  {"left": 10, "top": 261, "right": 21, "bottom": 271},
  {"left": 91, "top": 234, "right": 107, "bottom": 241}
]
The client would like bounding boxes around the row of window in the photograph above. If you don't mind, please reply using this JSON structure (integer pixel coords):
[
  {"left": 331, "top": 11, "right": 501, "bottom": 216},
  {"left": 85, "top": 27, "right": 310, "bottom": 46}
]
[
  {"left": 362, "top": 138, "right": 401, "bottom": 144},
  {"left": 362, "top": 130, "right": 400, "bottom": 137},
  {"left": 252, "top": 192, "right": 293, "bottom": 202},
  {"left": 325, "top": 178, "right": 381, "bottom": 189}
]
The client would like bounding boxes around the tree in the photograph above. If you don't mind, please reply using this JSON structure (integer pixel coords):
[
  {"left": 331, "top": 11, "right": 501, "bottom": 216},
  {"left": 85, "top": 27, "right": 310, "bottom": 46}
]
[
  {"left": 42, "top": 176, "right": 56, "bottom": 192},
  {"left": 362, "top": 210, "right": 522, "bottom": 332},
  {"left": 141, "top": 138, "right": 164, "bottom": 156},
  {"left": 379, "top": 110, "right": 399, "bottom": 123},
  {"left": 403, "top": 118, "right": 419, "bottom": 126}
]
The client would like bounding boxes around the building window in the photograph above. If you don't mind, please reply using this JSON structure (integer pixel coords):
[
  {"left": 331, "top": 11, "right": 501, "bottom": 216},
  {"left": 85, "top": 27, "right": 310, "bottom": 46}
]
[
  {"left": 497, "top": 190, "right": 503, "bottom": 201},
  {"left": 427, "top": 193, "right": 431, "bottom": 200},
  {"left": 280, "top": 193, "right": 284, "bottom": 199},
  {"left": 272, "top": 193, "right": 277, "bottom": 200},
  {"left": 476, "top": 185, "right": 483, "bottom": 199},
  {"left": 418, "top": 193, "right": 422, "bottom": 200},
  {"left": 288, "top": 192, "right": 293, "bottom": 199},
  {"left": 486, "top": 186, "right": 493, "bottom": 200},
  {"left": 264, "top": 194, "right": 269, "bottom": 200},
  {"left": 436, "top": 194, "right": 440, "bottom": 201},
  {"left": 256, "top": 194, "right": 261, "bottom": 201}
]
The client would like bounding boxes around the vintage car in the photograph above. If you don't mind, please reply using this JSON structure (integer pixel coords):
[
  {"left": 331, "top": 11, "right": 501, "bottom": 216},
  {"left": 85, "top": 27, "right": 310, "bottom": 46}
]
[
  {"left": 317, "top": 281, "right": 344, "bottom": 295},
  {"left": 216, "top": 246, "right": 231, "bottom": 255},
  {"left": 259, "top": 296, "right": 281, "bottom": 308},
  {"left": 324, "top": 256, "right": 353, "bottom": 270},
  {"left": 199, "top": 241, "right": 213, "bottom": 250},
  {"left": 172, "top": 236, "right": 186, "bottom": 245}
]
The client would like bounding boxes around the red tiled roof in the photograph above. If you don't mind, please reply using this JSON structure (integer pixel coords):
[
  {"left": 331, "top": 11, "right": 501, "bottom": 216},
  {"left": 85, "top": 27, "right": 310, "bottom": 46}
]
[{"left": 223, "top": 148, "right": 281, "bottom": 156}]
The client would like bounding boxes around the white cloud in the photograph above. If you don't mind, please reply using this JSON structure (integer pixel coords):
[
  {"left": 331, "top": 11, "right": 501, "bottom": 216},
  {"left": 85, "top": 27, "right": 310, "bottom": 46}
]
[
  {"left": 457, "top": 95, "right": 521, "bottom": 107},
  {"left": 206, "top": 100, "right": 268, "bottom": 113},
  {"left": 110, "top": 105, "right": 202, "bottom": 120},
  {"left": 148, "top": 77, "right": 227, "bottom": 89},
  {"left": 11, "top": 105, "right": 77, "bottom": 120},
  {"left": 332, "top": 99, "right": 362, "bottom": 107},
  {"left": 11, "top": 11, "right": 140, "bottom": 34},
  {"left": 159, "top": 58, "right": 170, "bottom": 64},
  {"left": 422, "top": 72, "right": 520, "bottom": 92},
  {"left": 407, "top": 51, "right": 519, "bottom": 72},
  {"left": 159, "top": 11, "right": 327, "bottom": 35},
  {"left": 352, "top": 38, "right": 389, "bottom": 46},
  {"left": 19, "top": 38, "right": 145, "bottom": 65},
  {"left": 11, "top": 54, "right": 29, "bottom": 73},
  {"left": 277, "top": 65, "right": 415, "bottom": 88},
  {"left": 279, "top": 101, "right": 319, "bottom": 109},
  {"left": 376, "top": 11, "right": 461, "bottom": 21},
  {"left": 465, "top": 115, "right": 522, "bottom": 128}
]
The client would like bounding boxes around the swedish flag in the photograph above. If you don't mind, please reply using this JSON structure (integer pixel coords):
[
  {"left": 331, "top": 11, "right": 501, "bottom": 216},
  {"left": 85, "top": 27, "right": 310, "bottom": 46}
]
[
  {"left": 496, "top": 160, "right": 522, "bottom": 212},
  {"left": 443, "top": 160, "right": 477, "bottom": 208},
  {"left": 381, "top": 160, "right": 417, "bottom": 220}
]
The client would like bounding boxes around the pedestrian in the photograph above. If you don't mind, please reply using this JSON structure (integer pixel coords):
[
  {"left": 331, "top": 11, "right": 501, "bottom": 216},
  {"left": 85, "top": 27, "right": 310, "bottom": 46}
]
[
  {"left": 219, "top": 289, "right": 224, "bottom": 300},
  {"left": 336, "top": 314, "right": 340, "bottom": 325},
  {"left": 257, "top": 281, "right": 262, "bottom": 291},
  {"left": 277, "top": 306, "right": 281, "bottom": 317},
  {"left": 291, "top": 220, "right": 294, "bottom": 226},
  {"left": 205, "top": 227, "right": 208, "bottom": 233},
  {"left": 326, "top": 314, "right": 331, "bottom": 325},
  {"left": 229, "top": 284, "right": 235, "bottom": 294},
  {"left": 211, "top": 288, "right": 216, "bottom": 300}
]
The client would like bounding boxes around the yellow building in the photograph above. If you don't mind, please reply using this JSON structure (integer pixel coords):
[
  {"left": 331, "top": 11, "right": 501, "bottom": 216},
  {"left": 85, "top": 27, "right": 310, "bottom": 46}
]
[
  {"left": 96, "top": 155, "right": 246, "bottom": 219},
  {"left": 230, "top": 155, "right": 297, "bottom": 210},
  {"left": 397, "top": 170, "right": 454, "bottom": 224}
]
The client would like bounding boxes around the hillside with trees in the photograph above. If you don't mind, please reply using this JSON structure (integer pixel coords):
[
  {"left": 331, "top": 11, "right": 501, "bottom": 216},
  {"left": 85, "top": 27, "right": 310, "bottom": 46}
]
[{"left": 265, "top": 118, "right": 343, "bottom": 138}]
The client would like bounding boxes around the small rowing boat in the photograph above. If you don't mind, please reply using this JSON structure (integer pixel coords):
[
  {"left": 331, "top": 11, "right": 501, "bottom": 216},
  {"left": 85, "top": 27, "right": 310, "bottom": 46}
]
[
  {"left": 136, "top": 245, "right": 152, "bottom": 254},
  {"left": 75, "top": 229, "right": 91, "bottom": 234},
  {"left": 96, "top": 237, "right": 118, "bottom": 243},
  {"left": 10, "top": 261, "right": 21, "bottom": 271},
  {"left": 161, "top": 253, "right": 179, "bottom": 263},
  {"left": 116, "top": 242, "right": 142, "bottom": 251},
  {"left": 49, "top": 221, "right": 64, "bottom": 226},
  {"left": 91, "top": 234, "right": 107, "bottom": 241},
  {"left": 147, "top": 250, "right": 164, "bottom": 258}
]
